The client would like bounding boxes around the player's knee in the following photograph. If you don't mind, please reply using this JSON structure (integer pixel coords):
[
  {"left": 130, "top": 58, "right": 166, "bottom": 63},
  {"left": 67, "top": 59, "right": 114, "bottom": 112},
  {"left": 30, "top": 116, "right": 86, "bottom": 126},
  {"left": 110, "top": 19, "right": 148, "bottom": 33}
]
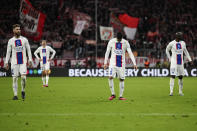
[
  {"left": 171, "top": 75, "right": 175, "bottom": 79},
  {"left": 46, "top": 70, "right": 51, "bottom": 75},
  {"left": 109, "top": 76, "right": 113, "bottom": 80},
  {"left": 45, "top": 70, "right": 49, "bottom": 76},
  {"left": 178, "top": 75, "right": 183, "bottom": 79},
  {"left": 21, "top": 75, "right": 26, "bottom": 80},
  {"left": 120, "top": 79, "right": 124, "bottom": 81},
  {"left": 13, "top": 76, "right": 18, "bottom": 82},
  {"left": 42, "top": 71, "right": 46, "bottom": 75}
]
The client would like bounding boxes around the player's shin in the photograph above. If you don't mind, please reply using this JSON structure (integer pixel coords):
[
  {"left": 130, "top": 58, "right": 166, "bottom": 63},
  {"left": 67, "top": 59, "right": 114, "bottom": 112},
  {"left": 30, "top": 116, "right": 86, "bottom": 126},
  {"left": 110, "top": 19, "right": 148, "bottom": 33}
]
[
  {"left": 178, "top": 79, "right": 183, "bottom": 94},
  {"left": 170, "top": 77, "right": 175, "bottom": 94},
  {"left": 119, "top": 80, "right": 124, "bottom": 97},
  {"left": 21, "top": 75, "right": 26, "bottom": 92},
  {"left": 108, "top": 78, "right": 115, "bottom": 95},
  {"left": 42, "top": 75, "right": 46, "bottom": 85},
  {"left": 46, "top": 75, "right": 49, "bottom": 85},
  {"left": 12, "top": 77, "right": 18, "bottom": 96}
]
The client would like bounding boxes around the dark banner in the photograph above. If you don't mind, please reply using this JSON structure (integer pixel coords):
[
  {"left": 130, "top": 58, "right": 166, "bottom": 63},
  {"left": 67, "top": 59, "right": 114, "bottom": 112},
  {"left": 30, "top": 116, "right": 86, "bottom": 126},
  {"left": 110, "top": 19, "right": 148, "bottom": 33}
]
[{"left": 0, "top": 68, "right": 197, "bottom": 77}]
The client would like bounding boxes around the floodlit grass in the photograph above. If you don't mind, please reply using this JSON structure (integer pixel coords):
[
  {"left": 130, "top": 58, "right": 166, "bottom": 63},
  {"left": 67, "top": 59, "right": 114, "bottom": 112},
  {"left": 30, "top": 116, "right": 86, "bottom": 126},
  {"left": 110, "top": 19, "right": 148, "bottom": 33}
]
[{"left": 0, "top": 77, "right": 197, "bottom": 131}]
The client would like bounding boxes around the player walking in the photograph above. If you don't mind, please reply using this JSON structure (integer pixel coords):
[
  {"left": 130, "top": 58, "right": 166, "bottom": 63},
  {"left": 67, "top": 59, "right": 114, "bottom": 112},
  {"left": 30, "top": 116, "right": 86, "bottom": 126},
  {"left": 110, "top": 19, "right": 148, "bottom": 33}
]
[
  {"left": 166, "top": 32, "right": 192, "bottom": 96},
  {"left": 34, "top": 40, "right": 56, "bottom": 87},
  {"left": 104, "top": 32, "right": 137, "bottom": 100},
  {"left": 5, "top": 24, "right": 33, "bottom": 100}
]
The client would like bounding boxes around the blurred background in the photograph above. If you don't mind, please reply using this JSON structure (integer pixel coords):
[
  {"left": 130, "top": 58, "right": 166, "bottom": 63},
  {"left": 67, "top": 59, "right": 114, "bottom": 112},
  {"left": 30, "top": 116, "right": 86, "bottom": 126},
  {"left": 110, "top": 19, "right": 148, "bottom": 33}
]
[{"left": 0, "top": 0, "right": 197, "bottom": 69}]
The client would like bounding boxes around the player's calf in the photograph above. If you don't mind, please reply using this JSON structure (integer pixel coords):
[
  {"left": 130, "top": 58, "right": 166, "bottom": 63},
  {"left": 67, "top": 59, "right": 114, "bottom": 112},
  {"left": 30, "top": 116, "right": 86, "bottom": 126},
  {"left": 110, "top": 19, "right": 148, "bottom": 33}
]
[
  {"left": 119, "top": 79, "right": 125, "bottom": 98},
  {"left": 108, "top": 77, "right": 115, "bottom": 98},
  {"left": 178, "top": 75, "right": 184, "bottom": 96},
  {"left": 21, "top": 91, "right": 25, "bottom": 100},
  {"left": 12, "top": 76, "right": 18, "bottom": 99},
  {"left": 169, "top": 76, "right": 175, "bottom": 96},
  {"left": 21, "top": 75, "right": 26, "bottom": 100}
]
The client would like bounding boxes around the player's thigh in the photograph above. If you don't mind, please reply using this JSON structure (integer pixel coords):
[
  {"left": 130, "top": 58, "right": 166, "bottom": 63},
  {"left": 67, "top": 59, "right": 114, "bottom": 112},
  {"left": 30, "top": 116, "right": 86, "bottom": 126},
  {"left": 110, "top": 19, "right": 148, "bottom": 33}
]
[
  {"left": 177, "top": 66, "right": 185, "bottom": 76},
  {"left": 11, "top": 64, "right": 19, "bottom": 77},
  {"left": 108, "top": 67, "right": 117, "bottom": 78},
  {"left": 45, "top": 63, "right": 51, "bottom": 75},
  {"left": 19, "top": 64, "right": 27, "bottom": 75},
  {"left": 117, "top": 67, "right": 125, "bottom": 80},
  {"left": 40, "top": 63, "right": 45, "bottom": 71},
  {"left": 45, "top": 62, "right": 50, "bottom": 71},
  {"left": 170, "top": 66, "right": 177, "bottom": 76}
]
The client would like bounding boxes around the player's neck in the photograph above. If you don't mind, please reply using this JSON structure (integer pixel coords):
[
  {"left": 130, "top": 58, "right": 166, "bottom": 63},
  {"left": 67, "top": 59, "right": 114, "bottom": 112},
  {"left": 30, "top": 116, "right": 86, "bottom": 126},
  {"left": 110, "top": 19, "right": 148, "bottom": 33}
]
[
  {"left": 14, "top": 35, "right": 20, "bottom": 38},
  {"left": 175, "top": 38, "right": 181, "bottom": 42},
  {"left": 117, "top": 38, "right": 122, "bottom": 42}
]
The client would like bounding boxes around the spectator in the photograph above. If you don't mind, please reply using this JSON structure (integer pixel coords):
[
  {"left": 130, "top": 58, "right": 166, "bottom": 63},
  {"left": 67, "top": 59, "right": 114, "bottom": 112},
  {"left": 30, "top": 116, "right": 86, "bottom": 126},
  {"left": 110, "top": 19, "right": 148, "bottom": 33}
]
[{"left": 144, "top": 59, "right": 150, "bottom": 68}]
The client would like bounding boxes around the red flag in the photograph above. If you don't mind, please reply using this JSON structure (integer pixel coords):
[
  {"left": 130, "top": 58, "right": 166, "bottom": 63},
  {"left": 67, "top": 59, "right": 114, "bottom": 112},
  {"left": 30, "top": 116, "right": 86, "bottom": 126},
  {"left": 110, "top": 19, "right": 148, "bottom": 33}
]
[
  {"left": 20, "top": 0, "right": 46, "bottom": 41},
  {"left": 118, "top": 14, "right": 139, "bottom": 28}
]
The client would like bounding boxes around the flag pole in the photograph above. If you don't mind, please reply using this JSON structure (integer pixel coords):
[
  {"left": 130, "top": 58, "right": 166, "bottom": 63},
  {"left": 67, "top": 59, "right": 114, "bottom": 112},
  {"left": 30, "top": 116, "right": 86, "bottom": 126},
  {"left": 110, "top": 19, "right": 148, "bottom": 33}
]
[{"left": 95, "top": 0, "right": 98, "bottom": 64}]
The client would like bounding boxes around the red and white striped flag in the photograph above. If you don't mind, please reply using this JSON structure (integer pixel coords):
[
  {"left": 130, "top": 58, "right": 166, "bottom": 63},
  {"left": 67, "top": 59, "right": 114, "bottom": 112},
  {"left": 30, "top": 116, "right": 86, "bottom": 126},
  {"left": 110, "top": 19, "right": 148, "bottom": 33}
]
[{"left": 119, "top": 13, "right": 139, "bottom": 40}]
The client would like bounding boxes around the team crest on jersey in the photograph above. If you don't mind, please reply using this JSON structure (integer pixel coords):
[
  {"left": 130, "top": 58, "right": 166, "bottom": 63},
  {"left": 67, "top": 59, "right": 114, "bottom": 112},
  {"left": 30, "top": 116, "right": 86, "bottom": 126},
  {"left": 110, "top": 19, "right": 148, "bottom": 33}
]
[
  {"left": 176, "top": 43, "right": 182, "bottom": 50},
  {"left": 116, "top": 42, "right": 122, "bottom": 49},
  {"left": 15, "top": 40, "right": 22, "bottom": 47},
  {"left": 42, "top": 49, "right": 46, "bottom": 53}
]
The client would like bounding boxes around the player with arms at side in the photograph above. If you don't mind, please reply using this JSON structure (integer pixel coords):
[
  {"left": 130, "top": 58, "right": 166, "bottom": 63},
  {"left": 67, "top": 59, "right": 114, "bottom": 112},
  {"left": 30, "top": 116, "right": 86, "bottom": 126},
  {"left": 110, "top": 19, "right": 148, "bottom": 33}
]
[
  {"left": 104, "top": 32, "right": 137, "bottom": 100},
  {"left": 166, "top": 32, "right": 192, "bottom": 96},
  {"left": 5, "top": 24, "right": 33, "bottom": 100},
  {"left": 34, "top": 40, "right": 56, "bottom": 87}
]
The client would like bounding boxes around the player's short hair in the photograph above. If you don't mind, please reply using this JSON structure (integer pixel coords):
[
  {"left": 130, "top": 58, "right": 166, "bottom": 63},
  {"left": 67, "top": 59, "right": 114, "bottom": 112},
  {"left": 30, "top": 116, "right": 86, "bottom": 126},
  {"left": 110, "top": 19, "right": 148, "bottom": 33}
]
[
  {"left": 41, "top": 39, "right": 47, "bottom": 43},
  {"left": 12, "top": 24, "right": 20, "bottom": 29},
  {"left": 176, "top": 32, "right": 183, "bottom": 36},
  {"left": 175, "top": 32, "right": 183, "bottom": 39},
  {"left": 117, "top": 32, "right": 122, "bottom": 40}
]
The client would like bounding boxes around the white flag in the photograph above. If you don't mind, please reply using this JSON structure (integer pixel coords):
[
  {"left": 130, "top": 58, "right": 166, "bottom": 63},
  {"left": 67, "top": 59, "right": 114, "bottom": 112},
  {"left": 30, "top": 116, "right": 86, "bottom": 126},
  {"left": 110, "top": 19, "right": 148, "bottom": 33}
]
[
  {"left": 100, "top": 26, "right": 114, "bottom": 40},
  {"left": 74, "top": 20, "right": 86, "bottom": 35},
  {"left": 123, "top": 27, "right": 137, "bottom": 40}
]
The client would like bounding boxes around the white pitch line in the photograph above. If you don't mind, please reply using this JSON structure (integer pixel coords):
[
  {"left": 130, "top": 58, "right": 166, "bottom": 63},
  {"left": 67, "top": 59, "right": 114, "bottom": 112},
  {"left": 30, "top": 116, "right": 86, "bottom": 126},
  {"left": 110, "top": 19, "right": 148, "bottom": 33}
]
[{"left": 0, "top": 113, "right": 197, "bottom": 116}]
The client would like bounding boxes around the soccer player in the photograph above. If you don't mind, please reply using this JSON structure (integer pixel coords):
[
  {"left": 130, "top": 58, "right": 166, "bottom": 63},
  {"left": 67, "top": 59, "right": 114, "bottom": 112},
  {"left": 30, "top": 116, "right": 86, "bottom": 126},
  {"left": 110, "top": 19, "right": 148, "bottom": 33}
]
[
  {"left": 166, "top": 32, "right": 192, "bottom": 96},
  {"left": 104, "top": 32, "right": 137, "bottom": 100},
  {"left": 34, "top": 40, "right": 56, "bottom": 87},
  {"left": 5, "top": 24, "right": 33, "bottom": 100}
]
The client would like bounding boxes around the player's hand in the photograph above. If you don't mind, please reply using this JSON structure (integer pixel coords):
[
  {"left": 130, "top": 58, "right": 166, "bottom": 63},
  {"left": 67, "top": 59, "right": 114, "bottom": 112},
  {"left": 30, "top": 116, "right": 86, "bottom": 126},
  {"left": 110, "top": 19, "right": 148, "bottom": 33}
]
[
  {"left": 39, "top": 59, "right": 42, "bottom": 62},
  {"left": 189, "top": 61, "right": 193, "bottom": 66},
  {"left": 29, "top": 61, "right": 33, "bottom": 68},
  {"left": 133, "top": 65, "right": 138, "bottom": 70},
  {"left": 5, "top": 63, "right": 9, "bottom": 70},
  {"left": 104, "top": 64, "right": 108, "bottom": 70}
]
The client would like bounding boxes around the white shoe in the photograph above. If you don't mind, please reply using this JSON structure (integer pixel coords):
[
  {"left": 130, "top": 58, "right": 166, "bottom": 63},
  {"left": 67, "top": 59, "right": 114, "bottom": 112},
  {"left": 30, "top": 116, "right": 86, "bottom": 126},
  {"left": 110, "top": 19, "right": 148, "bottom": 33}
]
[
  {"left": 179, "top": 92, "right": 184, "bottom": 96},
  {"left": 169, "top": 92, "right": 173, "bottom": 96}
]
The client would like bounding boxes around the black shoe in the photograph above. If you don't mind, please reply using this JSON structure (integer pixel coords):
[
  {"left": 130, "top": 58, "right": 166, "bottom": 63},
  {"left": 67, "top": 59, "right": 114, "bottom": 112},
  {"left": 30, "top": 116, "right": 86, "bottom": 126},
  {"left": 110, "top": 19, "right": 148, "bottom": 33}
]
[
  {"left": 13, "top": 96, "right": 18, "bottom": 100},
  {"left": 22, "top": 91, "right": 25, "bottom": 100}
]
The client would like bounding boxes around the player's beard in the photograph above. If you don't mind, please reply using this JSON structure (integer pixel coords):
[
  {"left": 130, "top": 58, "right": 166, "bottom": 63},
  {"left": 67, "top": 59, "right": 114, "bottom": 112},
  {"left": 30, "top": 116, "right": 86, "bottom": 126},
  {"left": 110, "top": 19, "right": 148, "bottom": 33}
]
[{"left": 15, "top": 32, "right": 21, "bottom": 38}]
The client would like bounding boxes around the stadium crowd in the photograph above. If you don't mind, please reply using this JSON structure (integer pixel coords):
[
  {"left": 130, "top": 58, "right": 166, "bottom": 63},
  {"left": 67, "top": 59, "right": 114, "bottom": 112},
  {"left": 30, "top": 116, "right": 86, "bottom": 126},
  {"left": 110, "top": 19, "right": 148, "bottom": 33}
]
[{"left": 0, "top": 0, "right": 197, "bottom": 67}]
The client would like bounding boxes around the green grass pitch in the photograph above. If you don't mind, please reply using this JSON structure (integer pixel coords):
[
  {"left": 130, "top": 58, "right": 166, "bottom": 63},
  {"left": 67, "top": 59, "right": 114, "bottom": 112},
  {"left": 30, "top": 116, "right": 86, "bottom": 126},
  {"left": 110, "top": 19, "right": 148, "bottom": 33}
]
[{"left": 0, "top": 77, "right": 197, "bottom": 131}]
